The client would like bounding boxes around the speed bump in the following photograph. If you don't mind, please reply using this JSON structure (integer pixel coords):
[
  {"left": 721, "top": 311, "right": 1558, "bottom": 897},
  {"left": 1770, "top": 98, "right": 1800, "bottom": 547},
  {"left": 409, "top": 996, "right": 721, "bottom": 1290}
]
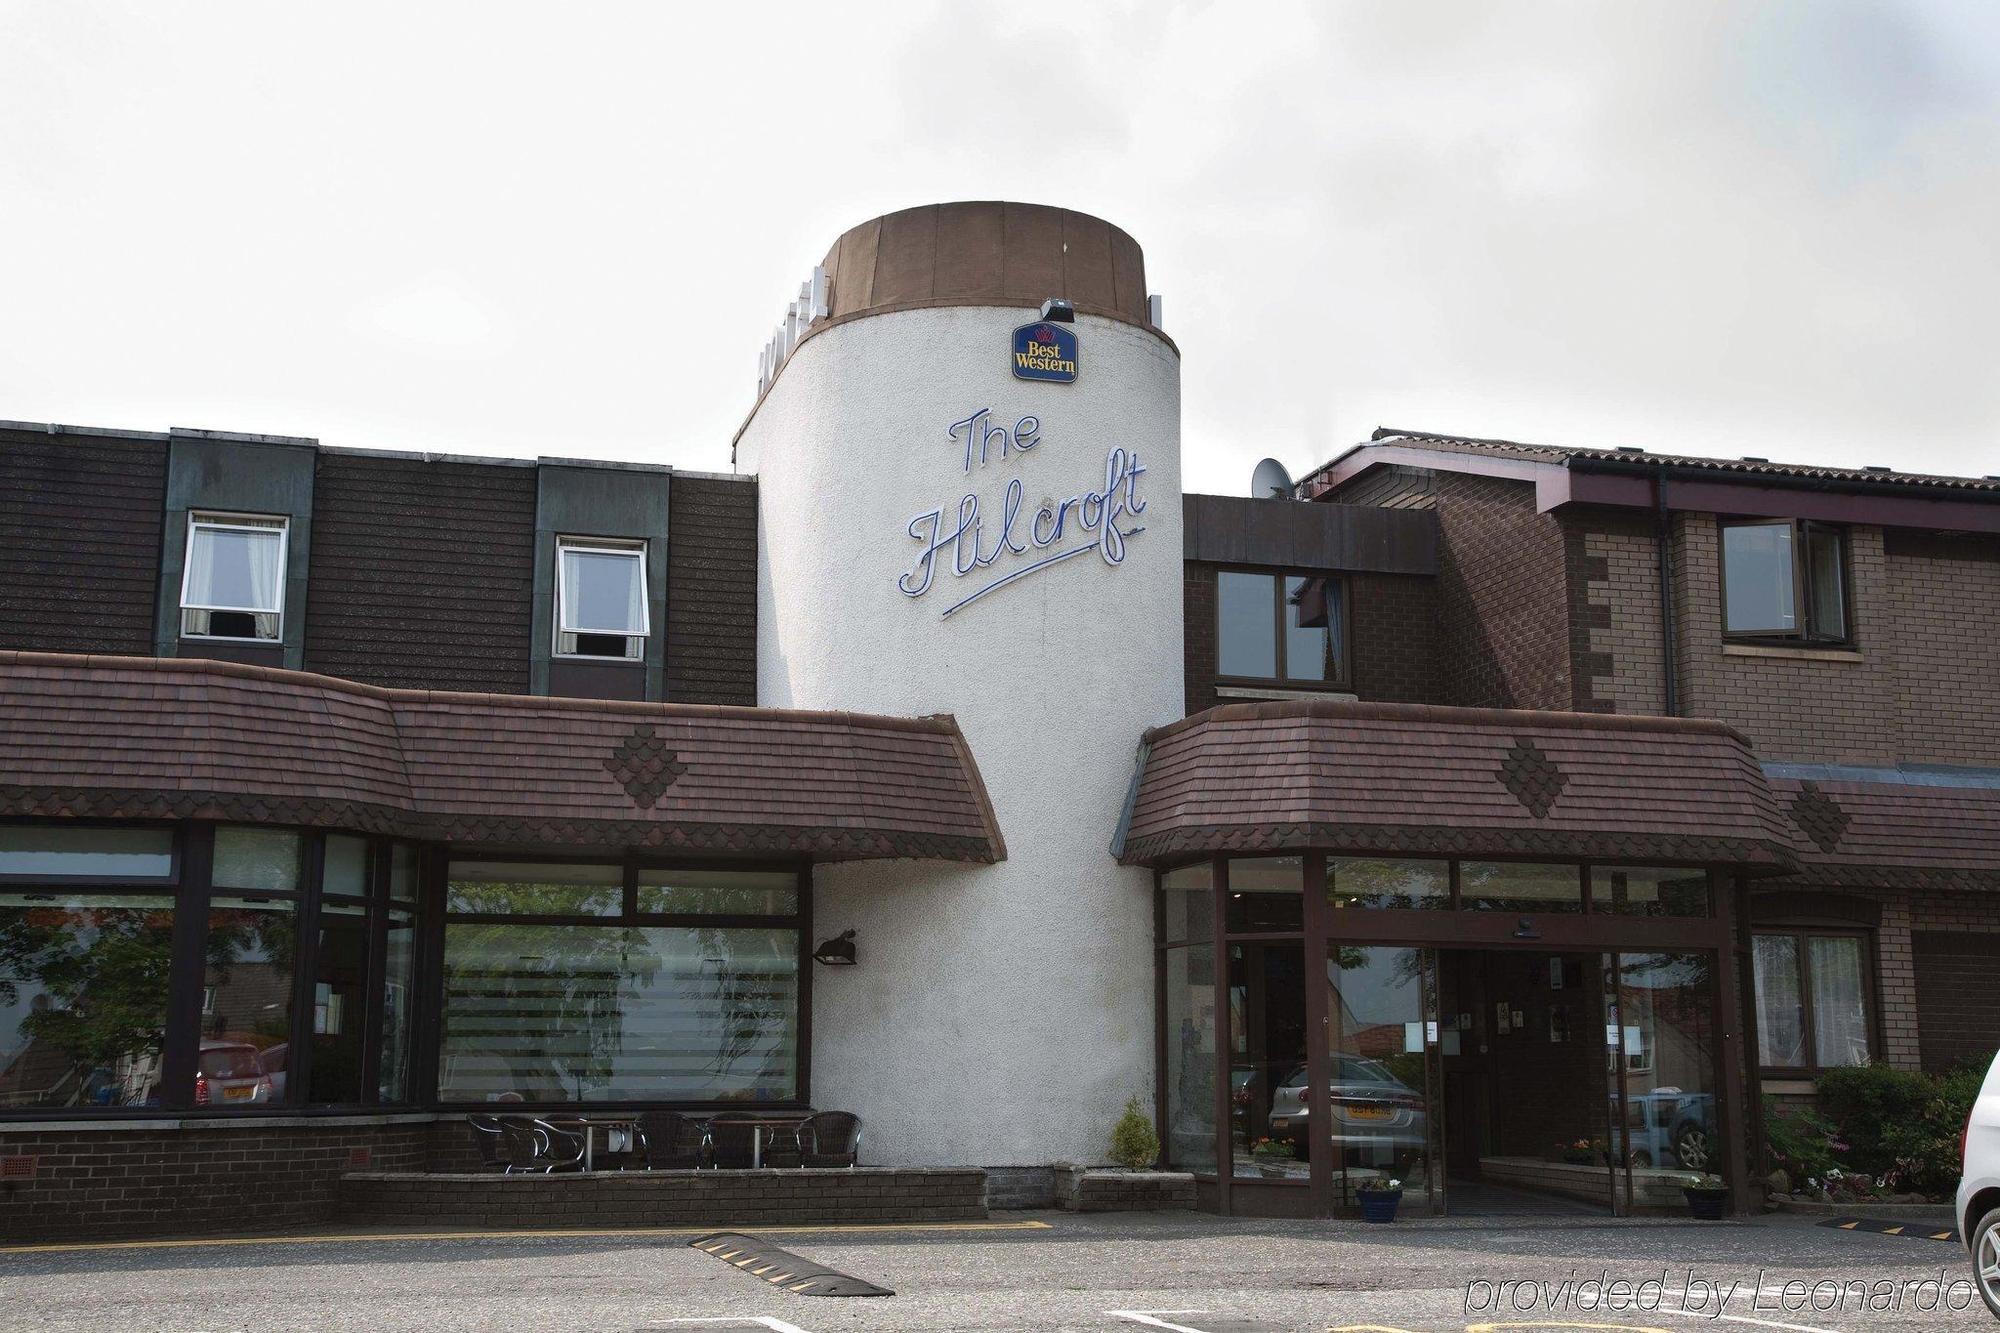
[
  {"left": 689, "top": 1231, "right": 892, "bottom": 1297},
  {"left": 1820, "top": 1216, "right": 1960, "bottom": 1243}
]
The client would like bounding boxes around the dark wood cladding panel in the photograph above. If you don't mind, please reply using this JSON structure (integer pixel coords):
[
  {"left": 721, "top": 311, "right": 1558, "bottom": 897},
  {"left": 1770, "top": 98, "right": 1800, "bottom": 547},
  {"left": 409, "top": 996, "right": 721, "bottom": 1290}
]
[
  {"left": 666, "top": 475, "right": 758, "bottom": 706},
  {"left": 1182, "top": 494, "right": 1437, "bottom": 575},
  {"left": 0, "top": 428, "right": 164, "bottom": 654},
  {"left": 303, "top": 453, "right": 536, "bottom": 693}
]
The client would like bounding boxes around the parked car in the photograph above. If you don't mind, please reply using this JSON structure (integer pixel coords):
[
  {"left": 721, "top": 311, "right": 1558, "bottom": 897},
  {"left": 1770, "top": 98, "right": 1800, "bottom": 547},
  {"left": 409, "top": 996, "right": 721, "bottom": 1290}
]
[
  {"left": 193, "top": 1041, "right": 274, "bottom": 1105},
  {"left": 1613, "top": 1088, "right": 1715, "bottom": 1170},
  {"left": 1958, "top": 1050, "right": 2000, "bottom": 1320},
  {"left": 258, "top": 1042, "right": 289, "bottom": 1101},
  {"left": 1266, "top": 1055, "right": 1428, "bottom": 1164}
]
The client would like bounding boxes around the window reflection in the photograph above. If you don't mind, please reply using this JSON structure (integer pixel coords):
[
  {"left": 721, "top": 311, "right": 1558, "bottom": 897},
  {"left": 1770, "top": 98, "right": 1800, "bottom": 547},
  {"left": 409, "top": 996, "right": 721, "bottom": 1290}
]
[
  {"left": 1610, "top": 952, "right": 1719, "bottom": 1182},
  {"left": 0, "top": 895, "right": 175, "bottom": 1108},
  {"left": 439, "top": 925, "right": 799, "bottom": 1103},
  {"left": 379, "top": 908, "right": 417, "bottom": 1104},
  {"left": 201, "top": 899, "right": 296, "bottom": 1106},
  {"left": 1325, "top": 946, "right": 1433, "bottom": 1207},
  {"left": 1460, "top": 863, "right": 1582, "bottom": 914},
  {"left": 1228, "top": 940, "right": 1305, "bottom": 1179},
  {"left": 1163, "top": 944, "right": 1217, "bottom": 1172}
]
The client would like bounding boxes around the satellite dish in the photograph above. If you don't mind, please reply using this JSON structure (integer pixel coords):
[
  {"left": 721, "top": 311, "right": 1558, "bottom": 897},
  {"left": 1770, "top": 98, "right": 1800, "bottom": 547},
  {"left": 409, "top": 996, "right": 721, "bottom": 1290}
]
[{"left": 1251, "top": 457, "right": 1294, "bottom": 499}]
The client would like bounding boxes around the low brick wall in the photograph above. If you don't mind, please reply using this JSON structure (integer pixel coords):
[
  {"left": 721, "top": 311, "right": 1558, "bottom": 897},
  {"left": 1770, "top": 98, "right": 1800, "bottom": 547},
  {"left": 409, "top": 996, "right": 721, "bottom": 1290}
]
[
  {"left": 0, "top": 1116, "right": 434, "bottom": 1242},
  {"left": 1053, "top": 1167, "right": 1196, "bottom": 1212},
  {"left": 337, "top": 1167, "right": 989, "bottom": 1228},
  {"left": 1479, "top": 1156, "right": 1691, "bottom": 1211}
]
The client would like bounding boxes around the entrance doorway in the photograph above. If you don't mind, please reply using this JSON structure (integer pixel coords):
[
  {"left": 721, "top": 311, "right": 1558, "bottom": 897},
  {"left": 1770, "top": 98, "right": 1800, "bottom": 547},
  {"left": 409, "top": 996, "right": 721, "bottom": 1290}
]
[
  {"left": 1173, "top": 856, "right": 1747, "bottom": 1220},
  {"left": 1313, "top": 946, "right": 1726, "bottom": 1217}
]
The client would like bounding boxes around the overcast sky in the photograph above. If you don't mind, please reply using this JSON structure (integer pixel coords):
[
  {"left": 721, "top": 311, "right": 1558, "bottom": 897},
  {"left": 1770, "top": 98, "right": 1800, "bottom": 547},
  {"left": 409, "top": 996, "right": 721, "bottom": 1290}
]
[{"left": 4, "top": 2, "right": 1997, "bottom": 494}]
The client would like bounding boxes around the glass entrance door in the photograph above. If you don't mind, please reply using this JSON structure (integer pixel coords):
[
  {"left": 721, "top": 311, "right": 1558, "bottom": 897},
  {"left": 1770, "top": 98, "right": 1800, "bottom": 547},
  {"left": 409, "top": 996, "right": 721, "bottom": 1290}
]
[{"left": 1323, "top": 945, "right": 1443, "bottom": 1216}]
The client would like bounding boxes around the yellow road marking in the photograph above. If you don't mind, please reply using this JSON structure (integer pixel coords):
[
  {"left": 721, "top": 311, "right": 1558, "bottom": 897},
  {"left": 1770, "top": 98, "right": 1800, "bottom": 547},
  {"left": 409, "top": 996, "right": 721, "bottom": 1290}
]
[
  {"left": 1933, "top": 1230, "right": 1956, "bottom": 1240},
  {"left": 788, "top": 1280, "right": 816, "bottom": 1292},
  {"left": 0, "top": 1218, "right": 1052, "bottom": 1256},
  {"left": 1883, "top": 1225, "right": 1904, "bottom": 1235},
  {"left": 1838, "top": 1221, "right": 1859, "bottom": 1229}
]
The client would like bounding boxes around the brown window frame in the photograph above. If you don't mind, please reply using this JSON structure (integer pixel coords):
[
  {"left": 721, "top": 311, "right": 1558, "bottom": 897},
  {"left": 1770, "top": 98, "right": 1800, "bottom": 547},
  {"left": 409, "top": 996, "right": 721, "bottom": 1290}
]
[
  {"left": 1212, "top": 567, "right": 1353, "bottom": 691},
  {"left": 1718, "top": 518, "right": 1852, "bottom": 646},
  {"left": 1751, "top": 925, "right": 1880, "bottom": 1077}
]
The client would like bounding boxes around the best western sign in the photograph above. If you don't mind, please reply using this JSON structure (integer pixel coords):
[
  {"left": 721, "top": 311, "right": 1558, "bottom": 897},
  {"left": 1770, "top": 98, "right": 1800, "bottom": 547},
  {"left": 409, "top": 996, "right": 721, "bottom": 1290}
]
[{"left": 1012, "top": 321, "right": 1078, "bottom": 383}]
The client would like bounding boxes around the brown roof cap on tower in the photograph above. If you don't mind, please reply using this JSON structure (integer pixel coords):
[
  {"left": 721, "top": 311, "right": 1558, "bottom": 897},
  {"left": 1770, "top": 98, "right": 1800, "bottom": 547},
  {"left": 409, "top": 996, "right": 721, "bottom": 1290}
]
[
  {"left": 819, "top": 201, "right": 1156, "bottom": 332},
  {"left": 0, "top": 651, "right": 1004, "bottom": 862}
]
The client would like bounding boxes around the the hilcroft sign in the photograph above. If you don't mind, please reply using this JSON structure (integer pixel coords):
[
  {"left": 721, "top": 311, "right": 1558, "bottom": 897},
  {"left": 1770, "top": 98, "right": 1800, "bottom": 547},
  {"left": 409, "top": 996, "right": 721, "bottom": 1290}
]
[{"left": 897, "top": 406, "right": 1147, "bottom": 619}]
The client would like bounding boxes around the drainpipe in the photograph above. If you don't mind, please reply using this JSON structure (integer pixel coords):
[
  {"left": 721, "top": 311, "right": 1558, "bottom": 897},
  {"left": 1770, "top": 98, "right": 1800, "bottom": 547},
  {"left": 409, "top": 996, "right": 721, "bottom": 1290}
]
[{"left": 1655, "top": 467, "right": 1679, "bottom": 717}]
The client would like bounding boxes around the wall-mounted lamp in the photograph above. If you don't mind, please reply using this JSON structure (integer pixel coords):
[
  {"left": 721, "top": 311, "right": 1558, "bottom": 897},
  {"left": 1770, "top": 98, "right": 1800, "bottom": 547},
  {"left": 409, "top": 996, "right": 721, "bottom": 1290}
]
[
  {"left": 813, "top": 929, "right": 857, "bottom": 967},
  {"left": 1512, "top": 917, "right": 1542, "bottom": 941},
  {"left": 1039, "top": 297, "right": 1075, "bottom": 323}
]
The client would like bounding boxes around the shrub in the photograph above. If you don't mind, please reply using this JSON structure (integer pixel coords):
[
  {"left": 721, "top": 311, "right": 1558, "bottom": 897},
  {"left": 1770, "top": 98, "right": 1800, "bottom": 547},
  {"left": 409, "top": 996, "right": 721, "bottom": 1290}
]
[
  {"left": 1762, "top": 1097, "right": 1844, "bottom": 1183},
  {"left": 1815, "top": 1062, "right": 1981, "bottom": 1197},
  {"left": 1109, "top": 1096, "right": 1161, "bottom": 1169}
]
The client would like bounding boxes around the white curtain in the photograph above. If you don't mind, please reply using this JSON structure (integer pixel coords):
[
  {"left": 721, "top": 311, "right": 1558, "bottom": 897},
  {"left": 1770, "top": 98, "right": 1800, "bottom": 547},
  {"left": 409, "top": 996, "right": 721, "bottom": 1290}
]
[{"left": 245, "top": 530, "right": 281, "bottom": 638}]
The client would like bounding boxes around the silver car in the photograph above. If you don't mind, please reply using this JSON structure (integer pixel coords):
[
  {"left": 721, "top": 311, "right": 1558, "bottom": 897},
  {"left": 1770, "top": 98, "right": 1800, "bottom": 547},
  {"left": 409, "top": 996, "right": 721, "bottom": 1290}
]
[{"left": 1265, "top": 1055, "right": 1428, "bottom": 1161}]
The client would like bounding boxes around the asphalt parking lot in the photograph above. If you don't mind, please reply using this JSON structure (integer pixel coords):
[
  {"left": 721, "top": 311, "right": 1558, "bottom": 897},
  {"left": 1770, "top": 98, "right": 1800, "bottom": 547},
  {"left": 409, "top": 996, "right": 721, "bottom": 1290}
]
[{"left": 0, "top": 1210, "right": 1989, "bottom": 1332}]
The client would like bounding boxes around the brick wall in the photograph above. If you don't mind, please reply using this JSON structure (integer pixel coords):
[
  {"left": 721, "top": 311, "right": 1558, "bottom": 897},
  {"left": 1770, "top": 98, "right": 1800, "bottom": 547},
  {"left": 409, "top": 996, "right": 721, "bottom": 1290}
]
[
  {"left": 1181, "top": 563, "right": 1439, "bottom": 714},
  {"left": 304, "top": 453, "right": 537, "bottom": 693},
  {"left": 337, "top": 1167, "right": 988, "bottom": 1228},
  {"left": 0, "top": 428, "right": 165, "bottom": 656},
  {"left": 1566, "top": 512, "right": 1665, "bottom": 715},
  {"left": 1753, "top": 885, "right": 1998, "bottom": 1079},
  {"left": 1672, "top": 515, "right": 1898, "bottom": 763},
  {"left": 1428, "top": 474, "right": 1570, "bottom": 710},
  {"left": 0, "top": 1119, "right": 430, "bottom": 1241},
  {"left": 1884, "top": 531, "right": 2000, "bottom": 765},
  {"left": 665, "top": 475, "right": 758, "bottom": 706},
  {"left": 1912, "top": 932, "right": 2000, "bottom": 1074}
]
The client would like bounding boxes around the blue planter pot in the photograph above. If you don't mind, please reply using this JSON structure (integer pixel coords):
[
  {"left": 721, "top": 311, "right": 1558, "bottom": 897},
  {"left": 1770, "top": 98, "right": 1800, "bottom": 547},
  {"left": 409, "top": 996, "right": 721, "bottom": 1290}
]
[{"left": 1358, "top": 1190, "right": 1403, "bottom": 1223}]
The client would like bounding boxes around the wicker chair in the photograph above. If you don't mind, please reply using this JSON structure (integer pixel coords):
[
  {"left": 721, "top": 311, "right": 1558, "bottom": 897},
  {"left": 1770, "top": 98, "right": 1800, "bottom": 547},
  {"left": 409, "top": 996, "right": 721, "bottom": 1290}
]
[
  {"left": 803, "top": 1111, "right": 861, "bottom": 1168},
  {"left": 499, "top": 1117, "right": 585, "bottom": 1173},
  {"left": 636, "top": 1111, "right": 711, "bottom": 1170},
  {"left": 466, "top": 1115, "right": 511, "bottom": 1172}
]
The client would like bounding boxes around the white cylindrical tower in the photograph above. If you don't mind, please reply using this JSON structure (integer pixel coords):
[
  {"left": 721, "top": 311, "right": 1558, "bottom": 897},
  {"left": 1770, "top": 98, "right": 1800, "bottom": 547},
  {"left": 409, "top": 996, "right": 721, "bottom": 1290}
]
[{"left": 735, "top": 202, "right": 1183, "bottom": 1170}]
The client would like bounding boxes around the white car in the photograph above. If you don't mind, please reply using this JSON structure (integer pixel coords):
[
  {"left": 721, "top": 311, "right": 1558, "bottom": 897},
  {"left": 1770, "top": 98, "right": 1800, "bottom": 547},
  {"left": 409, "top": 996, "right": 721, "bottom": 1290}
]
[{"left": 1961, "top": 1051, "right": 2000, "bottom": 1319}]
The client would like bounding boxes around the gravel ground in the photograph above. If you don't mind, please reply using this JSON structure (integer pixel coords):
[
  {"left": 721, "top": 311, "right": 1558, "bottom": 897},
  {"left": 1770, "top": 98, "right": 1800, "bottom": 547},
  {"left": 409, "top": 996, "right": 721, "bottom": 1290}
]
[{"left": 0, "top": 1209, "right": 1991, "bottom": 1332}]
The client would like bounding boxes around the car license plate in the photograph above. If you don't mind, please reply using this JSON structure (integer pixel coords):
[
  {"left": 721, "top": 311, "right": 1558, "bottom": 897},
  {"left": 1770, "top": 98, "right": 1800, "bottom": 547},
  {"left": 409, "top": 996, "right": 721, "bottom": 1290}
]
[
  {"left": 224, "top": 1085, "right": 254, "bottom": 1100},
  {"left": 1345, "top": 1105, "right": 1391, "bottom": 1121}
]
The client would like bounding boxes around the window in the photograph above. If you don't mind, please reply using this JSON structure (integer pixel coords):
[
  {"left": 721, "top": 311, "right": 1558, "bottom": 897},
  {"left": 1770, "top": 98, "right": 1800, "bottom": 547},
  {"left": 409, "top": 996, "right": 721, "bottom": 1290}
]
[
  {"left": 1753, "top": 930, "right": 1874, "bottom": 1072},
  {"left": 181, "top": 513, "right": 288, "bottom": 641},
  {"left": 1215, "top": 570, "right": 1347, "bottom": 686},
  {"left": 1459, "top": 862, "right": 1582, "bottom": 914},
  {"left": 556, "top": 537, "right": 648, "bottom": 660},
  {"left": 0, "top": 825, "right": 174, "bottom": 879},
  {"left": 1721, "top": 519, "right": 1848, "bottom": 642},
  {"left": 1591, "top": 866, "right": 1711, "bottom": 917},
  {"left": 0, "top": 894, "right": 177, "bottom": 1109},
  {"left": 437, "top": 859, "right": 804, "bottom": 1105},
  {"left": 1328, "top": 858, "right": 1449, "bottom": 910}
]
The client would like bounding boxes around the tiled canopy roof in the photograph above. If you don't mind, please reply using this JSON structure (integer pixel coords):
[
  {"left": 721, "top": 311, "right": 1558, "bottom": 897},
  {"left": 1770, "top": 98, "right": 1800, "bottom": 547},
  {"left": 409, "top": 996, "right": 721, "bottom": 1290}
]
[
  {"left": 1766, "top": 774, "right": 2000, "bottom": 893},
  {"left": 0, "top": 652, "right": 1004, "bottom": 862},
  {"left": 1117, "top": 699, "right": 1797, "bottom": 870},
  {"left": 1301, "top": 428, "right": 2000, "bottom": 497}
]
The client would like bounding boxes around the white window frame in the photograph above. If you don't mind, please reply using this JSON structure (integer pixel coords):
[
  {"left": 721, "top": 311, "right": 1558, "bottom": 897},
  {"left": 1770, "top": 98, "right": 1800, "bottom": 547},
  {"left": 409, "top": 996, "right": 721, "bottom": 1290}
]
[
  {"left": 179, "top": 511, "right": 289, "bottom": 642},
  {"left": 554, "top": 536, "right": 649, "bottom": 660}
]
